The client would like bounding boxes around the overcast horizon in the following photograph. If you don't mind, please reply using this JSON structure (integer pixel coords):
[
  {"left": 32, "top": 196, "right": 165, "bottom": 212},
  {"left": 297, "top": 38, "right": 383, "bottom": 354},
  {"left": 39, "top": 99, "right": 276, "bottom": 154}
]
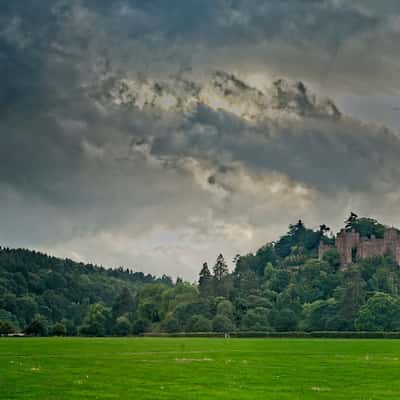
[{"left": 2, "top": 1, "right": 400, "bottom": 279}]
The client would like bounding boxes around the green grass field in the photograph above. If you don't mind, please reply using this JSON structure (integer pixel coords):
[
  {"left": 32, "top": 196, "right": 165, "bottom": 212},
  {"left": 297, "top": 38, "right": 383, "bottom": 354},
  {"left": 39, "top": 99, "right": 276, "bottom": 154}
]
[{"left": 1, "top": 338, "right": 400, "bottom": 399}]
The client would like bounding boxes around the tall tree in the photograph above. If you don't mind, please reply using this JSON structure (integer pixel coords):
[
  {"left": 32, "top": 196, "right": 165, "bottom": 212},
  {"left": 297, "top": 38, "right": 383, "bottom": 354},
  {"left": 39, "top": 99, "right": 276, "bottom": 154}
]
[
  {"left": 345, "top": 212, "right": 358, "bottom": 231},
  {"left": 213, "top": 254, "right": 229, "bottom": 281},
  {"left": 199, "top": 263, "right": 213, "bottom": 296},
  {"left": 112, "top": 287, "right": 136, "bottom": 320},
  {"left": 335, "top": 269, "right": 366, "bottom": 329}
]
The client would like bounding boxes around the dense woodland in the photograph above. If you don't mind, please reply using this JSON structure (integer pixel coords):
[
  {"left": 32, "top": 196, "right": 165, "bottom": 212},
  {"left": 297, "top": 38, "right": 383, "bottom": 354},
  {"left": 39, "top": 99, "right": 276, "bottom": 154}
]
[{"left": 2, "top": 214, "right": 400, "bottom": 336}]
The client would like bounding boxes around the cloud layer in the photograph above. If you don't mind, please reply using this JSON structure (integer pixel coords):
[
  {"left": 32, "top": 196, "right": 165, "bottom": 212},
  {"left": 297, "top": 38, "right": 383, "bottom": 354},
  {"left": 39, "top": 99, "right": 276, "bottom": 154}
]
[{"left": 1, "top": 1, "right": 400, "bottom": 279}]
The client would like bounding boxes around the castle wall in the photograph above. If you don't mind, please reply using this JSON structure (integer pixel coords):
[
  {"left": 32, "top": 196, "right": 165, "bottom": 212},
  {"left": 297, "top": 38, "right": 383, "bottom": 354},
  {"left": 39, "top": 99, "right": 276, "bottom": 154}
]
[
  {"left": 358, "top": 237, "right": 385, "bottom": 259},
  {"left": 322, "top": 227, "right": 400, "bottom": 269}
]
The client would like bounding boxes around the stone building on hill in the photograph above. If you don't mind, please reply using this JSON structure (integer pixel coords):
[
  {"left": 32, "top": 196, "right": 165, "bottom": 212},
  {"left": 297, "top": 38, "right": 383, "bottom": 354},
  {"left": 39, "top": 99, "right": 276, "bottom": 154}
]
[{"left": 319, "top": 227, "right": 400, "bottom": 269}]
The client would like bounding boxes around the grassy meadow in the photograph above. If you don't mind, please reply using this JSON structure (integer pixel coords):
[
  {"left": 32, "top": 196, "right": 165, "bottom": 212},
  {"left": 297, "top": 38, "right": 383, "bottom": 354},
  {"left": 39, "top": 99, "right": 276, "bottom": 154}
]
[{"left": 1, "top": 338, "right": 400, "bottom": 399}]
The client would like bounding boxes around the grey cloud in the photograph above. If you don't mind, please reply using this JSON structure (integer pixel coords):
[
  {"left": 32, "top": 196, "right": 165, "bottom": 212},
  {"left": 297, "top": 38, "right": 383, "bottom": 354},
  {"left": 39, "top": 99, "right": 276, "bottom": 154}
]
[
  {"left": 68, "top": 0, "right": 386, "bottom": 92},
  {"left": 1, "top": 1, "right": 400, "bottom": 278}
]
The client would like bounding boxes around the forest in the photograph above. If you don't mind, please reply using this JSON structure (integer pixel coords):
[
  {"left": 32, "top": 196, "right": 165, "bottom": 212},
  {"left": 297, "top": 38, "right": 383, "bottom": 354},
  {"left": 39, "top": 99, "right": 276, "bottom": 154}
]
[{"left": 2, "top": 215, "right": 400, "bottom": 336}]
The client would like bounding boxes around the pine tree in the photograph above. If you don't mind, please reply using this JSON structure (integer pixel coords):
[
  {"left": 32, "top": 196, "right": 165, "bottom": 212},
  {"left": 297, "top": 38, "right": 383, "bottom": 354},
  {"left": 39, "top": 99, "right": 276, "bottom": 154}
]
[
  {"left": 213, "top": 254, "right": 229, "bottom": 281},
  {"left": 199, "top": 262, "right": 211, "bottom": 284},
  {"left": 345, "top": 212, "right": 358, "bottom": 231},
  {"left": 199, "top": 263, "right": 212, "bottom": 297}
]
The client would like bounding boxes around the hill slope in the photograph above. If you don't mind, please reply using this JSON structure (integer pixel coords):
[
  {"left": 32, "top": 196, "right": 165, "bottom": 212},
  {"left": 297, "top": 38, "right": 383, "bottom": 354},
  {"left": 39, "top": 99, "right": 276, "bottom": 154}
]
[{"left": 0, "top": 247, "right": 171, "bottom": 334}]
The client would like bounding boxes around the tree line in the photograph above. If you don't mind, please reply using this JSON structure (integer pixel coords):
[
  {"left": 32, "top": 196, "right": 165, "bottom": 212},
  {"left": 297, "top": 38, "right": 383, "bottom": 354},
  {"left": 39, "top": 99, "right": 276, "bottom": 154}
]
[{"left": 2, "top": 215, "right": 400, "bottom": 336}]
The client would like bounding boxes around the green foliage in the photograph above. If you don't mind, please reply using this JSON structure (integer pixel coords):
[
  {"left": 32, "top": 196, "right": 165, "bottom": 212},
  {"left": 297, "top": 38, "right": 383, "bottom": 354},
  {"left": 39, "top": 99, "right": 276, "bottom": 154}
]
[
  {"left": 132, "top": 319, "right": 149, "bottom": 335},
  {"left": 25, "top": 315, "right": 48, "bottom": 336},
  {"left": 213, "top": 254, "right": 229, "bottom": 281},
  {"left": 212, "top": 315, "right": 235, "bottom": 332},
  {"left": 0, "top": 309, "right": 19, "bottom": 327},
  {"left": 187, "top": 315, "right": 212, "bottom": 332},
  {"left": 0, "top": 247, "right": 166, "bottom": 336},
  {"left": 52, "top": 322, "right": 67, "bottom": 336},
  {"left": 212, "top": 255, "right": 233, "bottom": 297},
  {"left": 198, "top": 263, "right": 213, "bottom": 297},
  {"left": 334, "top": 268, "right": 366, "bottom": 329},
  {"left": 323, "top": 249, "right": 341, "bottom": 270},
  {"left": 112, "top": 288, "right": 135, "bottom": 320},
  {"left": 272, "top": 308, "right": 298, "bottom": 332},
  {"left": 355, "top": 293, "right": 400, "bottom": 331},
  {"left": 113, "top": 316, "right": 132, "bottom": 336},
  {"left": 78, "top": 303, "right": 112, "bottom": 337},
  {"left": 345, "top": 213, "right": 386, "bottom": 239},
  {"left": 240, "top": 307, "right": 271, "bottom": 331},
  {"left": 161, "top": 283, "right": 199, "bottom": 317},
  {"left": 275, "top": 220, "right": 320, "bottom": 259},
  {"left": 268, "top": 269, "right": 291, "bottom": 293},
  {"left": 301, "top": 299, "right": 342, "bottom": 331},
  {"left": 296, "top": 260, "right": 340, "bottom": 303},
  {"left": 235, "top": 244, "right": 277, "bottom": 277},
  {"left": 0, "top": 320, "right": 17, "bottom": 334},
  {"left": 161, "top": 314, "right": 182, "bottom": 333},
  {"left": 137, "top": 284, "right": 169, "bottom": 323},
  {"left": 216, "top": 299, "right": 234, "bottom": 318}
]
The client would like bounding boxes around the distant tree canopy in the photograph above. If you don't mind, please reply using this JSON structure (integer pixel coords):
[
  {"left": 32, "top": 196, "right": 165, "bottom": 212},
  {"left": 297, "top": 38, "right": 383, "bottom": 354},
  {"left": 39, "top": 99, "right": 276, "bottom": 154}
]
[
  {"left": 345, "top": 213, "right": 386, "bottom": 239},
  {"left": 2, "top": 216, "right": 400, "bottom": 335},
  {"left": 0, "top": 247, "right": 170, "bottom": 336},
  {"left": 274, "top": 220, "right": 321, "bottom": 261}
]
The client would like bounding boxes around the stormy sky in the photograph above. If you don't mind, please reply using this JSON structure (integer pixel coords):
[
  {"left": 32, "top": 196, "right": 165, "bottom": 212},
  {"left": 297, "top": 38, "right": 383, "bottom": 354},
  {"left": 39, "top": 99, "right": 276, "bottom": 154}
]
[{"left": 1, "top": 0, "right": 400, "bottom": 279}]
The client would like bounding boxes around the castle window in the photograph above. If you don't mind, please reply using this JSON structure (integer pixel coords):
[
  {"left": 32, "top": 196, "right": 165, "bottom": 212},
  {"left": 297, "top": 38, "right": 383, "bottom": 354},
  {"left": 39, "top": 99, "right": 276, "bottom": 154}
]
[{"left": 351, "top": 247, "right": 358, "bottom": 263}]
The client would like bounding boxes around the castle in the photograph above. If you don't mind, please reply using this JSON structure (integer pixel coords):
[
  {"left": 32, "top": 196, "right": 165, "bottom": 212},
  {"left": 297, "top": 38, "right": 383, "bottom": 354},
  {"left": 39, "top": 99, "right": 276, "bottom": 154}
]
[{"left": 319, "top": 228, "right": 400, "bottom": 269}]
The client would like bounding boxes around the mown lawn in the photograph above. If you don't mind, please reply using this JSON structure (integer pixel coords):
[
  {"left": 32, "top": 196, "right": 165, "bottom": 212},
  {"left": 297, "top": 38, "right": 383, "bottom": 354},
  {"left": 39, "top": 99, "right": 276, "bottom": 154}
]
[{"left": 0, "top": 338, "right": 400, "bottom": 399}]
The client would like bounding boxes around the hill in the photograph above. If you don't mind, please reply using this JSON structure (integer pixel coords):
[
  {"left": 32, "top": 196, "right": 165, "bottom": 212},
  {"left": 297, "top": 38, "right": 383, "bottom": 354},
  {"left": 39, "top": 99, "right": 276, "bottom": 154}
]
[{"left": 0, "top": 247, "right": 172, "bottom": 335}]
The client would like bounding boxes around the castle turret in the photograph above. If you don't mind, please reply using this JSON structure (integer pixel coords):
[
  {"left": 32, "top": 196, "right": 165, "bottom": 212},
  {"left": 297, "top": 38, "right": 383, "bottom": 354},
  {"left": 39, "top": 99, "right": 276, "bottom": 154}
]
[
  {"left": 336, "top": 229, "right": 360, "bottom": 269},
  {"left": 384, "top": 228, "right": 400, "bottom": 264}
]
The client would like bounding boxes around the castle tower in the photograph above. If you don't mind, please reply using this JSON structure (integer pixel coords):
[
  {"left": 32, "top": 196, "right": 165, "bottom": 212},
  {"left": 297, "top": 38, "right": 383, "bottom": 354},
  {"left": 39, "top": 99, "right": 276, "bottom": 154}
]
[
  {"left": 336, "top": 229, "right": 360, "bottom": 269},
  {"left": 384, "top": 228, "right": 400, "bottom": 264}
]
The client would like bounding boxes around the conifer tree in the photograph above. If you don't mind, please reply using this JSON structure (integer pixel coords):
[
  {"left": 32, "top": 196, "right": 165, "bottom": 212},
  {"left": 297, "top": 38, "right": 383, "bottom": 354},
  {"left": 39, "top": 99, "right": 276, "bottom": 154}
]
[
  {"left": 213, "top": 254, "right": 229, "bottom": 281},
  {"left": 199, "top": 262, "right": 212, "bottom": 296}
]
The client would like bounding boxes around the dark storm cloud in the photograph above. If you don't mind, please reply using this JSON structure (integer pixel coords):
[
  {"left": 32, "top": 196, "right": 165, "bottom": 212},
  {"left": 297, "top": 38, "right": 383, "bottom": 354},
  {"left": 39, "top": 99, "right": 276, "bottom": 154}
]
[
  {"left": 0, "top": 0, "right": 394, "bottom": 189},
  {"left": 1, "top": 0, "right": 400, "bottom": 277},
  {"left": 70, "top": 0, "right": 381, "bottom": 85},
  {"left": 78, "top": 0, "right": 376, "bottom": 46},
  {"left": 135, "top": 99, "right": 398, "bottom": 195}
]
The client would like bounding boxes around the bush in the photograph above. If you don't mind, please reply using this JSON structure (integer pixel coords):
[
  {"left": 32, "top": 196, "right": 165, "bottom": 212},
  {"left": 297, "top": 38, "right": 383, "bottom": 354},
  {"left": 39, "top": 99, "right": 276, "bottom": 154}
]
[
  {"left": 162, "top": 315, "right": 182, "bottom": 333},
  {"left": 355, "top": 293, "right": 400, "bottom": 331},
  {"left": 0, "top": 309, "right": 19, "bottom": 327},
  {"left": 113, "top": 316, "right": 132, "bottom": 336},
  {"left": 78, "top": 303, "right": 112, "bottom": 337},
  {"left": 240, "top": 307, "right": 271, "bottom": 331},
  {"left": 52, "top": 322, "right": 67, "bottom": 336},
  {"left": 216, "top": 300, "right": 234, "bottom": 318},
  {"left": 0, "top": 320, "right": 17, "bottom": 334},
  {"left": 61, "top": 319, "right": 77, "bottom": 336},
  {"left": 212, "top": 315, "right": 235, "bottom": 332},
  {"left": 132, "top": 319, "right": 149, "bottom": 335},
  {"left": 187, "top": 315, "right": 212, "bottom": 332},
  {"left": 272, "top": 308, "right": 298, "bottom": 332},
  {"left": 25, "top": 315, "right": 48, "bottom": 336}
]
